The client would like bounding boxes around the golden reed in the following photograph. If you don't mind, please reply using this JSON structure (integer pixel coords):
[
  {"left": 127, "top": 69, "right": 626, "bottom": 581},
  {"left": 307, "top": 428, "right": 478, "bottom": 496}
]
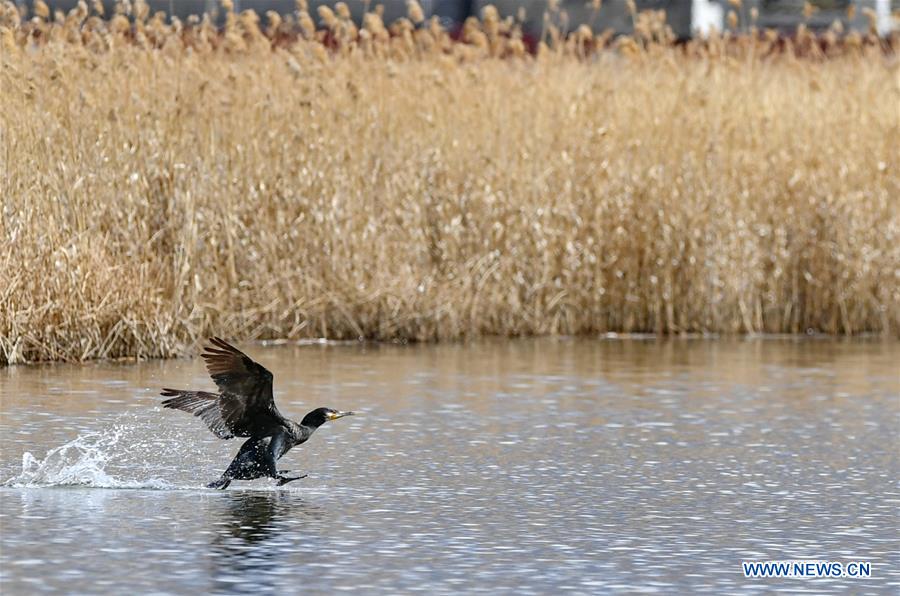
[{"left": 1, "top": 2, "right": 898, "bottom": 362}]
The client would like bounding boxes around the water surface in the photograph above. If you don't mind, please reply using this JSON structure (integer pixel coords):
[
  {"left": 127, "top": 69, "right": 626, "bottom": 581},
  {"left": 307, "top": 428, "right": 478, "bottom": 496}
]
[{"left": 1, "top": 339, "right": 898, "bottom": 593}]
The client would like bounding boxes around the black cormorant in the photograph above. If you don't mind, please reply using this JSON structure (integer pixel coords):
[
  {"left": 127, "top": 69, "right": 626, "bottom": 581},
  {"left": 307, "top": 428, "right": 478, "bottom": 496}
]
[{"left": 161, "top": 337, "right": 354, "bottom": 489}]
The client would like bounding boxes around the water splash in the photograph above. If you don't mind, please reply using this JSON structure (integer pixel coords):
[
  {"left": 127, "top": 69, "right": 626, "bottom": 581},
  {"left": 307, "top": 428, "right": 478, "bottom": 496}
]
[{"left": 5, "top": 429, "right": 172, "bottom": 489}]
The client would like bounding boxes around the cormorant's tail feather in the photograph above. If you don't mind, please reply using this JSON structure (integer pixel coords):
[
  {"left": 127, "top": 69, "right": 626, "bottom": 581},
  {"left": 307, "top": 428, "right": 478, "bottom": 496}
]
[{"left": 160, "top": 389, "right": 234, "bottom": 439}]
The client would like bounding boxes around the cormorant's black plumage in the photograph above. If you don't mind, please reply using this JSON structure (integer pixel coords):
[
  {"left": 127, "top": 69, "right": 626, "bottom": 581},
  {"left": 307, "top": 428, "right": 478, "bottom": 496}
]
[{"left": 161, "top": 337, "right": 354, "bottom": 489}]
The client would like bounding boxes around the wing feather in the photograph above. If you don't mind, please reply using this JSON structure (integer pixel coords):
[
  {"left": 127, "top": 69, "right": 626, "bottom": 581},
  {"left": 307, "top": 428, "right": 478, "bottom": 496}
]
[
  {"left": 160, "top": 389, "right": 234, "bottom": 439},
  {"left": 200, "top": 337, "right": 284, "bottom": 436}
]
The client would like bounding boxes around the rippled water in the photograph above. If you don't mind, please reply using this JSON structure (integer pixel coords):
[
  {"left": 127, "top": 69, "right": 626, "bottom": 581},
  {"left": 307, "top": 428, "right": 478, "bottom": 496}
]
[{"left": 1, "top": 339, "right": 898, "bottom": 593}]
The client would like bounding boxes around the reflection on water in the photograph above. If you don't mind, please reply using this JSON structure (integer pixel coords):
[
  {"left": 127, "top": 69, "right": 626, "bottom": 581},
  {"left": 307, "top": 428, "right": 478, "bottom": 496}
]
[
  {"left": 1, "top": 338, "right": 898, "bottom": 593},
  {"left": 211, "top": 492, "right": 325, "bottom": 594}
]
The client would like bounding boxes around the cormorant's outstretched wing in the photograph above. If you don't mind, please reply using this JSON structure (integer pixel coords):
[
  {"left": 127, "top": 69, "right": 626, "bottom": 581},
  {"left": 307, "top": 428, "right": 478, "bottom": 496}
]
[
  {"left": 200, "top": 337, "right": 286, "bottom": 437},
  {"left": 160, "top": 389, "right": 234, "bottom": 439}
]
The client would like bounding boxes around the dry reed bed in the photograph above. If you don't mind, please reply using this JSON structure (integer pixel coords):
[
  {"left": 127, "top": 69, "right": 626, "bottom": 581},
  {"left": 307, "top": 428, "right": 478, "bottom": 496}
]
[{"left": 1, "top": 4, "right": 899, "bottom": 363}]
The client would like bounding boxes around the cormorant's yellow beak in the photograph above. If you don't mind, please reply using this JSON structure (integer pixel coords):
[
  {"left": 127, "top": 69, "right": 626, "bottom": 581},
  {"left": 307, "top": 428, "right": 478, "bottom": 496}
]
[{"left": 327, "top": 410, "right": 355, "bottom": 420}]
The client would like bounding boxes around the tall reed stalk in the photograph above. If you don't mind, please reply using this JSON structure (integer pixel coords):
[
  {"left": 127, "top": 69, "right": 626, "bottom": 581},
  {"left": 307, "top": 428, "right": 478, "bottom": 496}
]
[{"left": 1, "top": 2, "right": 898, "bottom": 362}]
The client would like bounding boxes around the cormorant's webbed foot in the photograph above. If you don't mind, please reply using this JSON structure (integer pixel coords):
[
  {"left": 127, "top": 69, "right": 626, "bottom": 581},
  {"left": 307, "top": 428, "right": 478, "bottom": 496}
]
[
  {"left": 207, "top": 477, "right": 232, "bottom": 489},
  {"left": 276, "top": 474, "right": 308, "bottom": 486}
]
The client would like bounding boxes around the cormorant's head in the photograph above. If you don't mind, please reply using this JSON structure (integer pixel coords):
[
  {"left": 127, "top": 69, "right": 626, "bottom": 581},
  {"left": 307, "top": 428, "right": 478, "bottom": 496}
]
[{"left": 302, "top": 407, "right": 355, "bottom": 428}]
